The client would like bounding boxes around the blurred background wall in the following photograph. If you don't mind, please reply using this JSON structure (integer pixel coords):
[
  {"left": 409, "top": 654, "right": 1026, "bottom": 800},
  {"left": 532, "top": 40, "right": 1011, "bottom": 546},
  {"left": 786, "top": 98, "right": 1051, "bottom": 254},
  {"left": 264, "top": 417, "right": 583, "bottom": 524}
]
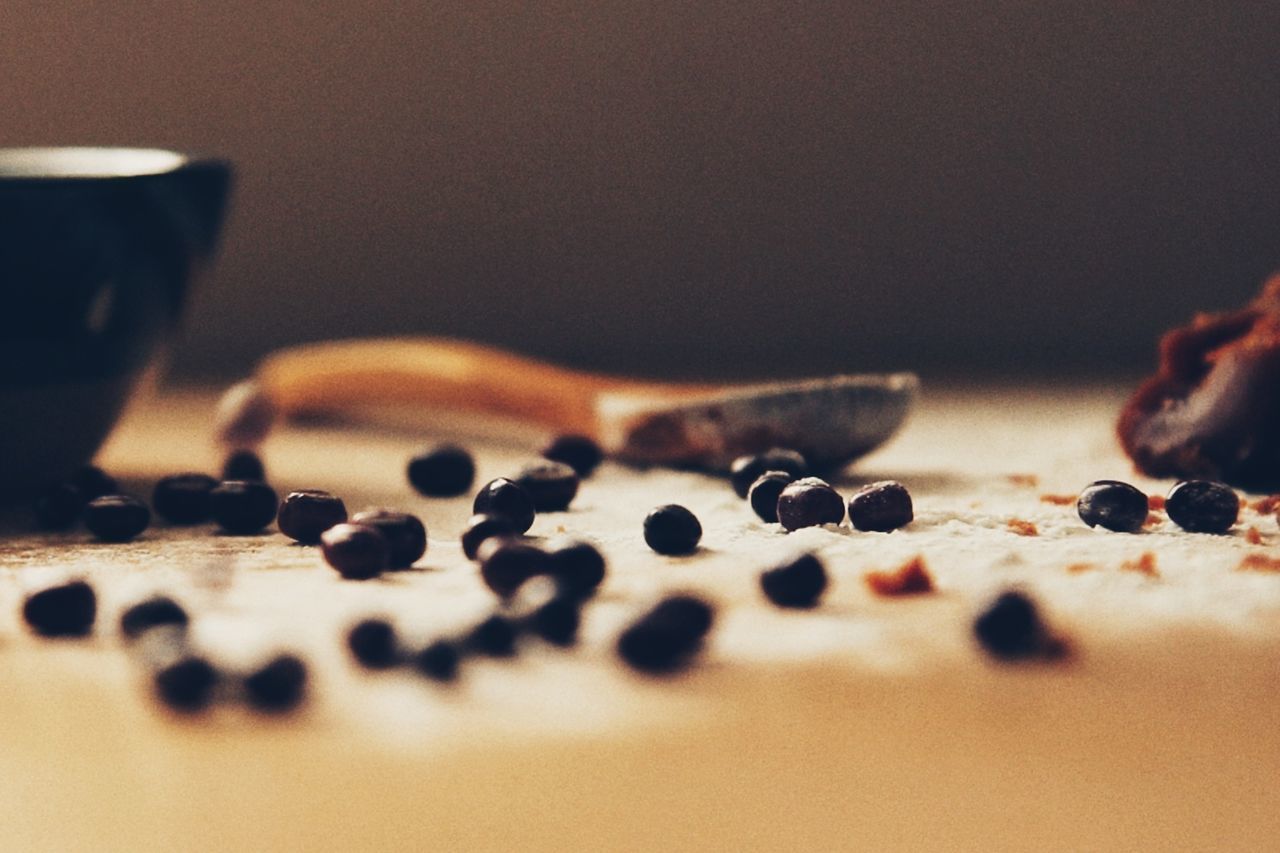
[{"left": 4, "top": 0, "right": 1279, "bottom": 381}]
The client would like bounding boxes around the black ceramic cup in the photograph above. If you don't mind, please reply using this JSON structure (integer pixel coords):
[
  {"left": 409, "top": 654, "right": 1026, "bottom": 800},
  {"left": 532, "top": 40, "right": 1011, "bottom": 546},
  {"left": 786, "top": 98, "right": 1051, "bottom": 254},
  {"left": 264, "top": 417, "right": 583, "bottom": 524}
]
[{"left": 0, "top": 148, "right": 232, "bottom": 497}]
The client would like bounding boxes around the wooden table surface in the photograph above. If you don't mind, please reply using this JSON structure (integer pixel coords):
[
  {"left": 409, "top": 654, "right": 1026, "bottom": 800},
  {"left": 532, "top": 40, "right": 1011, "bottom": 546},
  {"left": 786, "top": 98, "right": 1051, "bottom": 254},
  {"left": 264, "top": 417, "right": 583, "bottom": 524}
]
[{"left": 2, "top": 384, "right": 1279, "bottom": 851}]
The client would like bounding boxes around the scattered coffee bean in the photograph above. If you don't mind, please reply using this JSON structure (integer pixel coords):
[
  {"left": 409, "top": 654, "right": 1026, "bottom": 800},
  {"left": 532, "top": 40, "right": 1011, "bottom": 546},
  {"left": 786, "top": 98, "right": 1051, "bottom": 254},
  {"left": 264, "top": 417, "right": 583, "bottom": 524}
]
[
  {"left": 730, "top": 449, "right": 809, "bottom": 498},
  {"left": 461, "top": 513, "right": 519, "bottom": 560},
  {"left": 465, "top": 614, "right": 520, "bottom": 657},
  {"left": 515, "top": 461, "right": 580, "bottom": 511},
  {"left": 347, "top": 619, "right": 399, "bottom": 669},
  {"left": 321, "top": 522, "right": 389, "bottom": 580},
  {"left": 529, "top": 596, "right": 580, "bottom": 646},
  {"left": 542, "top": 434, "right": 603, "bottom": 477},
  {"left": 84, "top": 494, "right": 151, "bottom": 542},
  {"left": 23, "top": 580, "right": 96, "bottom": 637},
  {"left": 847, "top": 480, "right": 914, "bottom": 532},
  {"left": 277, "top": 489, "right": 348, "bottom": 544},
  {"left": 34, "top": 482, "right": 85, "bottom": 530},
  {"left": 760, "top": 553, "right": 828, "bottom": 608},
  {"left": 120, "top": 595, "right": 188, "bottom": 640},
  {"left": 748, "top": 471, "right": 794, "bottom": 523},
  {"left": 974, "top": 590, "right": 1046, "bottom": 660},
  {"left": 152, "top": 473, "right": 219, "bottom": 525},
  {"left": 209, "top": 480, "right": 279, "bottom": 534},
  {"left": 472, "top": 478, "right": 536, "bottom": 534},
  {"left": 244, "top": 654, "right": 308, "bottom": 712},
  {"left": 643, "top": 504, "right": 702, "bottom": 555},
  {"left": 776, "top": 478, "right": 844, "bottom": 531},
  {"left": 154, "top": 655, "right": 219, "bottom": 713},
  {"left": 350, "top": 509, "right": 427, "bottom": 568},
  {"left": 1076, "top": 480, "right": 1149, "bottom": 533},
  {"left": 408, "top": 444, "right": 475, "bottom": 497},
  {"left": 221, "top": 449, "right": 266, "bottom": 482},
  {"left": 546, "top": 538, "right": 606, "bottom": 599},
  {"left": 71, "top": 464, "right": 118, "bottom": 500},
  {"left": 415, "top": 639, "right": 460, "bottom": 681},
  {"left": 617, "top": 595, "right": 715, "bottom": 674},
  {"left": 479, "top": 538, "right": 549, "bottom": 598},
  {"left": 1165, "top": 480, "right": 1240, "bottom": 534}
]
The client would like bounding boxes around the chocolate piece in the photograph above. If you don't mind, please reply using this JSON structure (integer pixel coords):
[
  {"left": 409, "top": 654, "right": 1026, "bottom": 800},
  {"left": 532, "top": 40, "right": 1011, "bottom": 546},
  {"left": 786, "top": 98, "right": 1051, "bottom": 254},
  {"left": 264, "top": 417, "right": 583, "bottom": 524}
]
[
  {"left": 154, "top": 656, "right": 219, "bottom": 713},
  {"left": 1076, "top": 480, "right": 1148, "bottom": 533},
  {"left": 350, "top": 509, "right": 427, "bottom": 568},
  {"left": 415, "top": 639, "right": 460, "bottom": 681},
  {"left": 84, "top": 495, "right": 151, "bottom": 542},
  {"left": 277, "top": 490, "right": 348, "bottom": 544},
  {"left": 729, "top": 449, "right": 808, "bottom": 498},
  {"left": 465, "top": 614, "right": 520, "bottom": 657},
  {"left": 1165, "top": 480, "right": 1239, "bottom": 534},
  {"left": 747, "top": 471, "right": 794, "bottom": 523},
  {"left": 478, "top": 538, "right": 549, "bottom": 598},
  {"left": 243, "top": 654, "right": 308, "bottom": 712},
  {"left": 472, "top": 478, "right": 536, "bottom": 534},
  {"left": 321, "top": 523, "right": 389, "bottom": 580},
  {"left": 153, "top": 474, "right": 219, "bottom": 525},
  {"left": 541, "top": 434, "right": 603, "bottom": 477},
  {"left": 847, "top": 480, "right": 913, "bottom": 532},
  {"left": 528, "top": 596, "right": 581, "bottom": 646},
  {"left": 23, "top": 580, "right": 96, "bottom": 637},
  {"left": 221, "top": 449, "right": 266, "bottom": 482},
  {"left": 120, "top": 596, "right": 188, "bottom": 640},
  {"left": 210, "top": 480, "right": 279, "bottom": 534},
  {"left": 617, "top": 595, "right": 714, "bottom": 674},
  {"left": 760, "top": 553, "right": 828, "bottom": 608},
  {"left": 460, "top": 513, "right": 519, "bottom": 560},
  {"left": 347, "top": 619, "right": 399, "bottom": 669},
  {"left": 515, "top": 461, "right": 580, "bottom": 512},
  {"left": 776, "top": 477, "right": 844, "bottom": 531},
  {"left": 408, "top": 444, "right": 475, "bottom": 497},
  {"left": 642, "top": 504, "right": 702, "bottom": 555},
  {"left": 1118, "top": 275, "right": 1280, "bottom": 490},
  {"left": 545, "top": 538, "right": 607, "bottom": 599}
]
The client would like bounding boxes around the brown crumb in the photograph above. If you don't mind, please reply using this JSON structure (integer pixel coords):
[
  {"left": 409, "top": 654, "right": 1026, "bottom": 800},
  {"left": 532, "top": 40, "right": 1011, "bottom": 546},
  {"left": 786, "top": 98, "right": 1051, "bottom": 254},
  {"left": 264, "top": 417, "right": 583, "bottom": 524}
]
[
  {"left": 1007, "top": 519, "right": 1039, "bottom": 536},
  {"left": 1142, "top": 512, "right": 1162, "bottom": 528},
  {"left": 1039, "top": 493, "right": 1076, "bottom": 506},
  {"left": 1120, "top": 552, "right": 1159, "bottom": 578},
  {"left": 865, "top": 556, "right": 935, "bottom": 596},
  {"left": 1239, "top": 553, "right": 1280, "bottom": 572},
  {"left": 1250, "top": 494, "right": 1280, "bottom": 515},
  {"left": 1147, "top": 494, "right": 1166, "bottom": 511},
  {"left": 1245, "top": 526, "right": 1264, "bottom": 545},
  {"left": 1066, "top": 562, "right": 1097, "bottom": 574},
  {"left": 1007, "top": 474, "right": 1039, "bottom": 487}
]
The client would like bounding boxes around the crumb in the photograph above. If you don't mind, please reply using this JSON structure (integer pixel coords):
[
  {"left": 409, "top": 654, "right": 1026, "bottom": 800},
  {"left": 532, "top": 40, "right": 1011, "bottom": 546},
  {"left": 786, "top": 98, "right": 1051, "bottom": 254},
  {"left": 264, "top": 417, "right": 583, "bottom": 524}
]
[
  {"left": 1147, "top": 494, "right": 1166, "bottom": 511},
  {"left": 1007, "top": 474, "right": 1039, "bottom": 487},
  {"left": 1246, "top": 526, "right": 1264, "bottom": 545},
  {"left": 1066, "top": 562, "right": 1097, "bottom": 574},
  {"left": 1120, "top": 552, "right": 1159, "bottom": 578},
  {"left": 1143, "top": 512, "right": 1161, "bottom": 528},
  {"left": 1007, "top": 519, "right": 1038, "bottom": 536},
  {"left": 1250, "top": 494, "right": 1280, "bottom": 515},
  {"left": 1039, "top": 493, "right": 1076, "bottom": 506},
  {"left": 865, "top": 556, "right": 934, "bottom": 596},
  {"left": 1239, "top": 554, "right": 1280, "bottom": 572}
]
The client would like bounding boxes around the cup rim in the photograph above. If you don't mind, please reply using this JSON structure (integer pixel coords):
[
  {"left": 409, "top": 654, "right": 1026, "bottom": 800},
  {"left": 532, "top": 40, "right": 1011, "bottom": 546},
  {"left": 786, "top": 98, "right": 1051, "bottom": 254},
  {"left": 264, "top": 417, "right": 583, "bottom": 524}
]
[{"left": 0, "top": 147, "right": 223, "bottom": 181}]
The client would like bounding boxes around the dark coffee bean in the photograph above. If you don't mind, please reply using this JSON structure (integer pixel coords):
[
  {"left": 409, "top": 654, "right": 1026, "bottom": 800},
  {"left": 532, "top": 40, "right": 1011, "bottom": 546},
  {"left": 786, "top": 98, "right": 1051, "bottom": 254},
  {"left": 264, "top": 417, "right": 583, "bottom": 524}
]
[
  {"left": 209, "top": 480, "right": 278, "bottom": 534},
  {"left": 472, "top": 478, "right": 536, "bottom": 534},
  {"left": 729, "top": 449, "right": 808, "bottom": 498},
  {"left": 243, "top": 654, "right": 308, "bottom": 712},
  {"left": 747, "top": 471, "right": 794, "bottom": 523},
  {"left": 479, "top": 538, "right": 549, "bottom": 598},
  {"left": 542, "top": 434, "right": 603, "bottom": 477},
  {"left": 120, "top": 595, "right": 188, "bottom": 640},
  {"left": 546, "top": 538, "right": 606, "bottom": 599},
  {"left": 277, "top": 489, "right": 348, "bottom": 544},
  {"left": 320, "top": 522, "right": 389, "bottom": 580},
  {"left": 760, "top": 553, "right": 828, "bottom": 608},
  {"left": 1165, "top": 480, "right": 1240, "bottom": 534},
  {"left": 974, "top": 590, "right": 1045, "bottom": 660},
  {"left": 152, "top": 473, "right": 219, "bottom": 524},
  {"left": 617, "top": 595, "right": 715, "bottom": 674},
  {"left": 154, "top": 655, "right": 219, "bottom": 713},
  {"left": 23, "top": 580, "right": 96, "bottom": 637},
  {"left": 515, "top": 461, "right": 580, "bottom": 512},
  {"left": 350, "top": 509, "right": 427, "bottom": 568},
  {"left": 84, "top": 494, "right": 151, "bottom": 542},
  {"left": 461, "top": 513, "right": 519, "bottom": 560},
  {"left": 71, "top": 465, "right": 117, "bottom": 500},
  {"left": 776, "top": 478, "right": 844, "bottom": 531},
  {"left": 34, "top": 482, "right": 86, "bottom": 530},
  {"left": 1076, "top": 480, "right": 1149, "bottom": 533},
  {"left": 408, "top": 444, "right": 475, "bottom": 497},
  {"left": 221, "top": 449, "right": 266, "bottom": 482},
  {"left": 465, "top": 614, "right": 519, "bottom": 657},
  {"left": 415, "top": 639, "right": 460, "bottom": 681},
  {"left": 643, "top": 504, "right": 702, "bottom": 555},
  {"left": 529, "top": 596, "right": 580, "bottom": 646},
  {"left": 347, "top": 619, "right": 399, "bottom": 669},
  {"left": 847, "top": 480, "right": 914, "bottom": 532}
]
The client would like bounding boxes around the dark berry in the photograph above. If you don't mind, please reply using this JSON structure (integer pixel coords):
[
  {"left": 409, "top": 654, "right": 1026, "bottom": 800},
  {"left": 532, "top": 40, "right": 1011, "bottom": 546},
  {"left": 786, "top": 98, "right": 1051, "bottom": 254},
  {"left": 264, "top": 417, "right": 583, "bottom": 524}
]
[
  {"left": 776, "top": 478, "right": 844, "bottom": 531},
  {"left": 34, "top": 482, "right": 86, "bottom": 530},
  {"left": 152, "top": 473, "right": 219, "bottom": 524},
  {"left": 320, "top": 522, "right": 389, "bottom": 580},
  {"left": 546, "top": 538, "right": 606, "bottom": 599},
  {"left": 747, "top": 471, "right": 794, "bottom": 523},
  {"left": 408, "top": 444, "right": 475, "bottom": 497},
  {"left": 974, "top": 590, "right": 1046, "bottom": 660},
  {"left": 461, "top": 513, "right": 519, "bottom": 560},
  {"left": 71, "top": 465, "right": 117, "bottom": 500},
  {"left": 415, "top": 639, "right": 460, "bottom": 681},
  {"left": 643, "top": 504, "right": 702, "bottom": 555},
  {"left": 617, "top": 595, "right": 714, "bottom": 674},
  {"left": 542, "top": 434, "right": 603, "bottom": 477},
  {"left": 472, "top": 478, "right": 536, "bottom": 534},
  {"left": 23, "top": 580, "right": 96, "bottom": 637},
  {"left": 1076, "top": 480, "right": 1148, "bottom": 533},
  {"left": 350, "top": 509, "right": 427, "bottom": 568},
  {"left": 847, "top": 481, "right": 914, "bottom": 532},
  {"left": 465, "top": 614, "right": 519, "bottom": 657},
  {"left": 84, "top": 494, "right": 151, "bottom": 542},
  {"left": 478, "top": 538, "right": 549, "bottom": 598},
  {"left": 277, "top": 489, "right": 348, "bottom": 544},
  {"left": 221, "top": 449, "right": 266, "bottom": 481},
  {"left": 760, "top": 553, "right": 828, "bottom": 608},
  {"left": 529, "top": 596, "right": 580, "bottom": 646},
  {"left": 729, "top": 449, "right": 808, "bottom": 498},
  {"left": 347, "top": 619, "right": 399, "bottom": 669},
  {"left": 209, "top": 480, "right": 278, "bottom": 534},
  {"left": 515, "top": 461, "right": 580, "bottom": 511},
  {"left": 243, "top": 654, "right": 308, "bottom": 712},
  {"left": 154, "top": 656, "right": 219, "bottom": 713},
  {"left": 1165, "top": 480, "right": 1240, "bottom": 534},
  {"left": 120, "top": 595, "right": 188, "bottom": 640}
]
